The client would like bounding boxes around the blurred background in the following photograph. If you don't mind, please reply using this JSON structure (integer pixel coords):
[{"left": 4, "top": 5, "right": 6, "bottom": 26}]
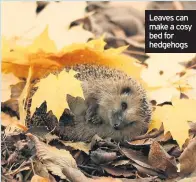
[{"left": 2, "top": 1, "right": 196, "bottom": 62}]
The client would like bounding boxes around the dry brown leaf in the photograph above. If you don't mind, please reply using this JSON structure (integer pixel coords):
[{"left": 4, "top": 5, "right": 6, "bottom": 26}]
[
  {"left": 27, "top": 133, "right": 77, "bottom": 179},
  {"left": 60, "top": 141, "right": 90, "bottom": 154},
  {"left": 179, "top": 137, "right": 196, "bottom": 176},
  {"left": 66, "top": 94, "right": 87, "bottom": 116},
  {"left": 10, "top": 82, "right": 26, "bottom": 99},
  {"left": 112, "top": 160, "right": 130, "bottom": 167},
  {"left": 90, "top": 149, "right": 118, "bottom": 164},
  {"left": 148, "top": 141, "right": 177, "bottom": 177},
  {"left": 62, "top": 165, "right": 154, "bottom": 182},
  {"left": 120, "top": 147, "right": 148, "bottom": 165},
  {"left": 103, "top": 166, "right": 135, "bottom": 178},
  {"left": 34, "top": 160, "right": 51, "bottom": 179},
  {"left": 2, "top": 99, "right": 20, "bottom": 116},
  {"left": 28, "top": 134, "right": 136, "bottom": 182},
  {"left": 120, "top": 147, "right": 166, "bottom": 179}
]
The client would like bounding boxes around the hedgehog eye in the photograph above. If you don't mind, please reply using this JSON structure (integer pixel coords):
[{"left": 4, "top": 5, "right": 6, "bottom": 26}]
[
  {"left": 121, "top": 87, "right": 131, "bottom": 95},
  {"left": 121, "top": 102, "right": 127, "bottom": 110}
]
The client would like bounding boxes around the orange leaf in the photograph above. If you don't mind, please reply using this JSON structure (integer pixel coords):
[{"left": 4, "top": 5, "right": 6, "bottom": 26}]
[
  {"left": 31, "top": 175, "right": 50, "bottom": 182},
  {"left": 2, "top": 28, "right": 144, "bottom": 81}
]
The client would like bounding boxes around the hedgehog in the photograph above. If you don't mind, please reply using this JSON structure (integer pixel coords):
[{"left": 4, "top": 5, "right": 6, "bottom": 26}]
[
  {"left": 30, "top": 64, "right": 152, "bottom": 142},
  {"left": 63, "top": 64, "right": 152, "bottom": 141}
]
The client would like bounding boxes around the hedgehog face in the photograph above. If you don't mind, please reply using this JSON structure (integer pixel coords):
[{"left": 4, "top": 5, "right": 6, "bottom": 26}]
[{"left": 98, "top": 79, "right": 152, "bottom": 131}]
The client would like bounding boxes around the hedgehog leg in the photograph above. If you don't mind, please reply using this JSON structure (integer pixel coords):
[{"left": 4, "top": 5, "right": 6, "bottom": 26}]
[{"left": 85, "top": 98, "right": 102, "bottom": 124}]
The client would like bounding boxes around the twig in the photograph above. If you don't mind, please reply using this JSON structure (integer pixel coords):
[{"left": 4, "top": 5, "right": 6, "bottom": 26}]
[
  {"left": 30, "top": 158, "right": 35, "bottom": 175},
  {"left": 1, "top": 175, "right": 11, "bottom": 181},
  {"left": 2, "top": 140, "right": 10, "bottom": 156}
]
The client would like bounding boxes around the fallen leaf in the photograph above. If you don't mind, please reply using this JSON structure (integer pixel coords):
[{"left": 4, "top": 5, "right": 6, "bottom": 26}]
[
  {"left": 27, "top": 133, "right": 77, "bottom": 179},
  {"left": 31, "top": 175, "right": 50, "bottom": 182},
  {"left": 27, "top": 126, "right": 59, "bottom": 143},
  {"left": 66, "top": 94, "right": 87, "bottom": 116},
  {"left": 148, "top": 141, "right": 177, "bottom": 177},
  {"left": 2, "top": 73, "right": 21, "bottom": 102},
  {"left": 57, "top": 37, "right": 143, "bottom": 81},
  {"left": 130, "top": 163, "right": 166, "bottom": 179},
  {"left": 31, "top": 69, "right": 84, "bottom": 120},
  {"left": 28, "top": 26, "right": 57, "bottom": 53},
  {"left": 103, "top": 166, "right": 135, "bottom": 178},
  {"left": 90, "top": 149, "right": 118, "bottom": 164},
  {"left": 62, "top": 165, "right": 155, "bottom": 182},
  {"left": 2, "top": 28, "right": 61, "bottom": 79},
  {"left": 149, "top": 87, "right": 180, "bottom": 105},
  {"left": 141, "top": 55, "right": 185, "bottom": 87},
  {"left": 120, "top": 147, "right": 166, "bottom": 178},
  {"left": 2, "top": 99, "right": 20, "bottom": 116},
  {"left": 150, "top": 98, "right": 196, "bottom": 148},
  {"left": 179, "top": 137, "right": 196, "bottom": 176},
  {"left": 61, "top": 141, "right": 91, "bottom": 154},
  {"left": 142, "top": 54, "right": 195, "bottom": 103},
  {"left": 10, "top": 82, "right": 26, "bottom": 99},
  {"left": 112, "top": 160, "right": 130, "bottom": 167},
  {"left": 2, "top": 28, "right": 143, "bottom": 82},
  {"left": 120, "top": 147, "right": 149, "bottom": 165}
]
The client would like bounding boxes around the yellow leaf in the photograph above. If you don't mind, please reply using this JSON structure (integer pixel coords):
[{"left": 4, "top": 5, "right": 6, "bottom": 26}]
[
  {"left": 87, "top": 35, "right": 106, "bottom": 51},
  {"left": 143, "top": 55, "right": 195, "bottom": 103},
  {"left": 31, "top": 70, "right": 84, "bottom": 120},
  {"left": 2, "top": 28, "right": 61, "bottom": 79},
  {"left": 150, "top": 98, "right": 196, "bottom": 148},
  {"left": 2, "top": 31, "right": 143, "bottom": 81},
  {"left": 2, "top": 36, "right": 28, "bottom": 65},
  {"left": 27, "top": 26, "right": 57, "bottom": 53},
  {"left": 141, "top": 56, "right": 185, "bottom": 87},
  {"left": 149, "top": 87, "right": 180, "bottom": 105},
  {"left": 58, "top": 37, "right": 143, "bottom": 81}
]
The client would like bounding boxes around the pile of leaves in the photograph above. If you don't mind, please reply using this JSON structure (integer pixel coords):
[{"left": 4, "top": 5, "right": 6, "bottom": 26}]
[{"left": 1, "top": 1, "right": 196, "bottom": 182}]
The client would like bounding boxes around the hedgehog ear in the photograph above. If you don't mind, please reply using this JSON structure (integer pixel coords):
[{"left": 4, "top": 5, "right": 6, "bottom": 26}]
[{"left": 121, "top": 87, "right": 131, "bottom": 95}]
